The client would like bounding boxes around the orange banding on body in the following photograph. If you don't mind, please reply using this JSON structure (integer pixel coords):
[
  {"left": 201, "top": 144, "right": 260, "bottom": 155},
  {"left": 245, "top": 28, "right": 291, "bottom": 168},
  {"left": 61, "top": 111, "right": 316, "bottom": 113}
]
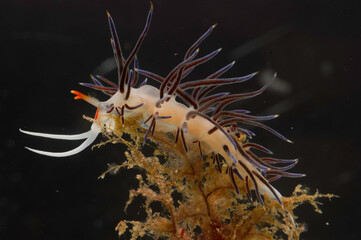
[{"left": 94, "top": 108, "right": 99, "bottom": 120}]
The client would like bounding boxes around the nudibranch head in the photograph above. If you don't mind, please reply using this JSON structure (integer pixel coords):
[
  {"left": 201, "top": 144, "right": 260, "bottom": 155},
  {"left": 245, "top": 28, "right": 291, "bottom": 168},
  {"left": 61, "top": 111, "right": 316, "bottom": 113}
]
[
  {"left": 19, "top": 89, "right": 103, "bottom": 157},
  {"left": 20, "top": 4, "right": 154, "bottom": 157}
]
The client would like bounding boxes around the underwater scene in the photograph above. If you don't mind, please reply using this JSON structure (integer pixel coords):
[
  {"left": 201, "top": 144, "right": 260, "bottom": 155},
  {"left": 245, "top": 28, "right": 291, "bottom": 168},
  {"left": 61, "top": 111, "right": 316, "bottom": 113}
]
[{"left": 1, "top": 0, "right": 360, "bottom": 239}]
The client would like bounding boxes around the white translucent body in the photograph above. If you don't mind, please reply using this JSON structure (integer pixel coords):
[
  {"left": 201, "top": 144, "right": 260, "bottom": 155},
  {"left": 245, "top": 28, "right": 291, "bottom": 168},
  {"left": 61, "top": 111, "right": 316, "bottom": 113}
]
[{"left": 21, "top": 84, "right": 282, "bottom": 201}]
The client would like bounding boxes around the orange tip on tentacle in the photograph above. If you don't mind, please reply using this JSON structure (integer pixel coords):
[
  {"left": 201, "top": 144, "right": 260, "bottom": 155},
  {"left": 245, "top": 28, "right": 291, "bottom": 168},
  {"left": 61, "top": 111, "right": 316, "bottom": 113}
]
[{"left": 71, "top": 90, "right": 99, "bottom": 107}]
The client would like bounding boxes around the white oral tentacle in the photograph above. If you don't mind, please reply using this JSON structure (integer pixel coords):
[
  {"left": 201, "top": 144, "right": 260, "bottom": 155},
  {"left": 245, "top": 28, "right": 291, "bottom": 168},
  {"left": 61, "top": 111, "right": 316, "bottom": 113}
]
[
  {"left": 20, "top": 123, "right": 101, "bottom": 157},
  {"left": 19, "top": 129, "right": 90, "bottom": 140}
]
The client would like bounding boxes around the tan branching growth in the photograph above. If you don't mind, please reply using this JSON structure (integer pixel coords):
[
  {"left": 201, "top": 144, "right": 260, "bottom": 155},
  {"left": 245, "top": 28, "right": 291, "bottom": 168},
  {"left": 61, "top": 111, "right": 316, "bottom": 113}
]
[{"left": 96, "top": 116, "right": 333, "bottom": 240}]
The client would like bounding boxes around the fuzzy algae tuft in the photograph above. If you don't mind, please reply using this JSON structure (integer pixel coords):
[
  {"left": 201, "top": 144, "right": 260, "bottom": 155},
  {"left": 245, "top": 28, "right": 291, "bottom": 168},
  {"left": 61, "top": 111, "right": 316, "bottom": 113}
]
[{"left": 92, "top": 115, "right": 334, "bottom": 240}]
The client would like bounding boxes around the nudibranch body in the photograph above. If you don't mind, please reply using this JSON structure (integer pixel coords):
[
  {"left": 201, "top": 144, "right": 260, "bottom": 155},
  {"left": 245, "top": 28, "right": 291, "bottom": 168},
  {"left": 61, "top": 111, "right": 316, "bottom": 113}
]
[{"left": 21, "top": 3, "right": 304, "bottom": 206}]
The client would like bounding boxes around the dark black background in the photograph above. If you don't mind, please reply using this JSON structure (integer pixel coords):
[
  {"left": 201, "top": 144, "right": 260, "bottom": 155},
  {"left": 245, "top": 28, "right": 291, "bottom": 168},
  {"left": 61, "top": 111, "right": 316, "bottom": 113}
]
[{"left": 1, "top": 0, "right": 360, "bottom": 239}]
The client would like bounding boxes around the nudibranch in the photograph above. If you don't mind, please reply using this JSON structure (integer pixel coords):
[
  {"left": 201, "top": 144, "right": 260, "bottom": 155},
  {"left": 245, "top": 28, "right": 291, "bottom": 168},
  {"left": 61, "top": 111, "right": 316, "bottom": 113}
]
[{"left": 20, "top": 3, "right": 304, "bottom": 206}]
